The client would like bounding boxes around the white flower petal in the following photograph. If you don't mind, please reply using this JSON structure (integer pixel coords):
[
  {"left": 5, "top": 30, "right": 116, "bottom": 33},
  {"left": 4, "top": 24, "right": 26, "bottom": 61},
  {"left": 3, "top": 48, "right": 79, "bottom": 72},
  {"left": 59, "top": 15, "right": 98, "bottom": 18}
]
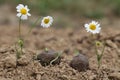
[
  {"left": 25, "top": 5, "right": 30, "bottom": 11},
  {"left": 91, "top": 21, "right": 95, "bottom": 23},
  {"left": 27, "top": 13, "right": 31, "bottom": 16},
  {"left": 16, "top": 5, "right": 20, "bottom": 10},
  {"left": 84, "top": 24, "right": 89, "bottom": 28},
  {"left": 17, "top": 13, "right": 22, "bottom": 17},
  {"left": 97, "top": 24, "right": 100, "bottom": 27},
  {"left": 16, "top": 4, "right": 24, "bottom": 10},
  {"left": 25, "top": 5, "right": 28, "bottom": 9},
  {"left": 21, "top": 15, "right": 28, "bottom": 20},
  {"left": 17, "top": 9, "right": 20, "bottom": 12}
]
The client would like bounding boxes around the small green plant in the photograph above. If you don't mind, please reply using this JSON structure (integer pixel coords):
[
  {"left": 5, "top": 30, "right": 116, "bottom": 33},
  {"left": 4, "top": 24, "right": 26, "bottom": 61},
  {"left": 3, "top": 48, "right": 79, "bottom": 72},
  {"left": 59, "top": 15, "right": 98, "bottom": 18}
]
[
  {"left": 50, "top": 51, "right": 62, "bottom": 66},
  {"left": 16, "top": 4, "right": 31, "bottom": 59},
  {"left": 84, "top": 21, "right": 105, "bottom": 69},
  {"left": 95, "top": 41, "right": 105, "bottom": 69},
  {"left": 36, "top": 49, "right": 62, "bottom": 66},
  {"left": 15, "top": 3, "right": 54, "bottom": 59}
]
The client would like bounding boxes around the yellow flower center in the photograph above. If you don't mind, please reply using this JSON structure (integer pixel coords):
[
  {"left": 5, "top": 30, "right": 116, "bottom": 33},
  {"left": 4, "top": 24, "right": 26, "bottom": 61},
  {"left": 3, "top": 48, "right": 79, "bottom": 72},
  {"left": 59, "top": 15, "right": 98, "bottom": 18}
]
[
  {"left": 20, "top": 8, "right": 27, "bottom": 15},
  {"left": 44, "top": 18, "right": 50, "bottom": 24},
  {"left": 89, "top": 24, "right": 96, "bottom": 30}
]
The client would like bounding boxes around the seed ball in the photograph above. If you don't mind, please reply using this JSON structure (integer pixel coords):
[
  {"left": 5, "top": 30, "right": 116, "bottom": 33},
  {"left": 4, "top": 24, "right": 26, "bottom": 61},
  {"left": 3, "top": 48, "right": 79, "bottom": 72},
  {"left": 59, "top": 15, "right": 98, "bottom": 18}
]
[
  {"left": 70, "top": 53, "right": 89, "bottom": 72},
  {"left": 37, "top": 50, "right": 61, "bottom": 66}
]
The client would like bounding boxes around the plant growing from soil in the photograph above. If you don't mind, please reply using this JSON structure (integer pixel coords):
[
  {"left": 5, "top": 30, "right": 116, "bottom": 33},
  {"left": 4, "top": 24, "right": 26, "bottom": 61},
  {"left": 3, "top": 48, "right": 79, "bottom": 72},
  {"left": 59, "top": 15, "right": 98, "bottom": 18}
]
[
  {"left": 16, "top": 4, "right": 57, "bottom": 67},
  {"left": 84, "top": 21, "right": 105, "bottom": 69},
  {"left": 95, "top": 41, "right": 105, "bottom": 69},
  {"left": 36, "top": 49, "right": 62, "bottom": 66},
  {"left": 16, "top": 4, "right": 31, "bottom": 59},
  {"left": 35, "top": 16, "right": 63, "bottom": 66},
  {"left": 16, "top": 4, "right": 54, "bottom": 61}
]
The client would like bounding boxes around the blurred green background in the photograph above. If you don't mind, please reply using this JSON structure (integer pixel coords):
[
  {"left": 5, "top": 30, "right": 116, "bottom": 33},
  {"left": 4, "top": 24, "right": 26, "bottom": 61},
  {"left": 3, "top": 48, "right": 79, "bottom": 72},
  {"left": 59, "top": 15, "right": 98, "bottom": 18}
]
[
  {"left": 0, "top": 0, "right": 120, "bottom": 28},
  {"left": 1, "top": 0, "right": 120, "bottom": 18}
]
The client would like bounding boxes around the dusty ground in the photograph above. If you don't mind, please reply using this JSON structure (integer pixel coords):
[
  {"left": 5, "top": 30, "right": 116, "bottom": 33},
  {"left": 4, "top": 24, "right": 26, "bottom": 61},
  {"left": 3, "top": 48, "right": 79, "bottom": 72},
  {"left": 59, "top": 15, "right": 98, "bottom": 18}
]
[{"left": 0, "top": 25, "right": 119, "bottom": 80}]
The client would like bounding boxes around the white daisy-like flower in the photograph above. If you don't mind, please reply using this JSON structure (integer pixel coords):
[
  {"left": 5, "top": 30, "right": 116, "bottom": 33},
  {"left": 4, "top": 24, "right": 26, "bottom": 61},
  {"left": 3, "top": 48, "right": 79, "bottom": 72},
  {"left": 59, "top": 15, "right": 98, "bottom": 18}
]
[
  {"left": 41, "top": 16, "right": 53, "bottom": 28},
  {"left": 84, "top": 21, "right": 101, "bottom": 34},
  {"left": 16, "top": 4, "right": 31, "bottom": 20}
]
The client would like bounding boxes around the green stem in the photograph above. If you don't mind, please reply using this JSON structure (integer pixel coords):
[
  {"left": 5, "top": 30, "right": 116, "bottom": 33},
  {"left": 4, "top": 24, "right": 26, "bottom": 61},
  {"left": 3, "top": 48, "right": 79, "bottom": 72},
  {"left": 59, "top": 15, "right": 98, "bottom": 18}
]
[
  {"left": 96, "top": 42, "right": 105, "bottom": 69},
  {"left": 19, "top": 18, "right": 22, "bottom": 39},
  {"left": 95, "top": 41, "right": 101, "bottom": 69},
  {"left": 97, "top": 55, "right": 101, "bottom": 69},
  {"left": 15, "top": 42, "right": 20, "bottom": 59},
  {"left": 50, "top": 52, "right": 62, "bottom": 65},
  {"left": 101, "top": 43, "right": 105, "bottom": 57},
  {"left": 20, "top": 42, "right": 23, "bottom": 54},
  {"left": 95, "top": 43, "right": 98, "bottom": 55},
  {"left": 98, "top": 43, "right": 105, "bottom": 68},
  {"left": 17, "top": 17, "right": 23, "bottom": 58}
]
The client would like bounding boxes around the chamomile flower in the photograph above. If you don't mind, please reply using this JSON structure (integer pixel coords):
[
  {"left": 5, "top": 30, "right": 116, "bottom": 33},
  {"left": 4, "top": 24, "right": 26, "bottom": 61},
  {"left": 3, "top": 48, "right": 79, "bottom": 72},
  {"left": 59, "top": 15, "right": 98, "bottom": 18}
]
[
  {"left": 84, "top": 21, "right": 101, "bottom": 34},
  {"left": 16, "top": 4, "right": 31, "bottom": 20},
  {"left": 41, "top": 16, "right": 53, "bottom": 28}
]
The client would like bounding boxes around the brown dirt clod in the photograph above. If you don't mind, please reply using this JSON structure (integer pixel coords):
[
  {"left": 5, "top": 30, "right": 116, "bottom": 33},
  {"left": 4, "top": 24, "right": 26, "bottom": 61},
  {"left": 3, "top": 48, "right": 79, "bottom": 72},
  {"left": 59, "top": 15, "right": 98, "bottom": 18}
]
[
  {"left": 70, "top": 53, "right": 89, "bottom": 72},
  {"left": 36, "top": 50, "right": 61, "bottom": 66}
]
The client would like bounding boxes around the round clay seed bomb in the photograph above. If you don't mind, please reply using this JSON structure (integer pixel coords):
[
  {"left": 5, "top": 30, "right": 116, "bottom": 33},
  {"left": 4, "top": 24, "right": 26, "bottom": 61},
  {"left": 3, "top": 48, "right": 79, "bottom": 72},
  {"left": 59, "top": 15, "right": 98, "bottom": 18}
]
[
  {"left": 70, "top": 53, "right": 89, "bottom": 72},
  {"left": 37, "top": 50, "right": 61, "bottom": 66}
]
